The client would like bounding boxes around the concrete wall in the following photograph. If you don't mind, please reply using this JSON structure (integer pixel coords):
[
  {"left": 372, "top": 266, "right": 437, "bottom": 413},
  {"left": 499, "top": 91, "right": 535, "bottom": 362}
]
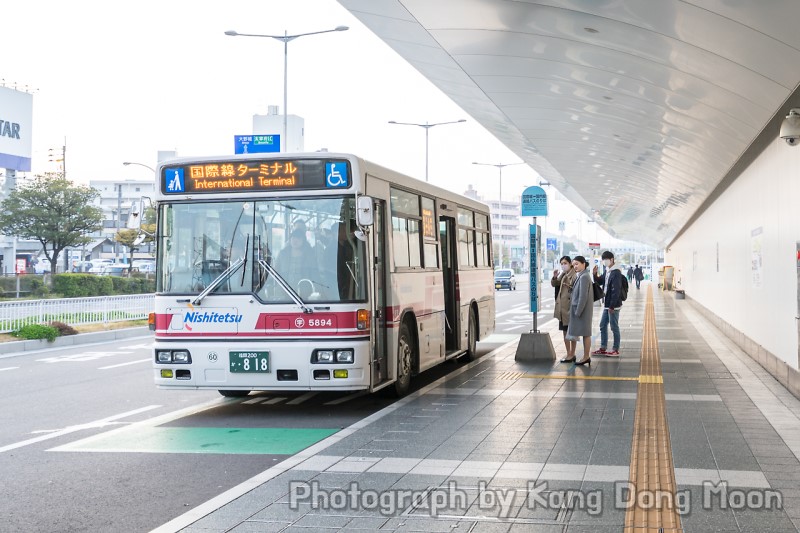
[{"left": 667, "top": 136, "right": 800, "bottom": 370}]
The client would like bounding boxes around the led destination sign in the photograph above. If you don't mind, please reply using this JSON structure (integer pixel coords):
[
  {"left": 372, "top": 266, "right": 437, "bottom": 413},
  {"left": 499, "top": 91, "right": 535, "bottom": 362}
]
[{"left": 161, "top": 159, "right": 350, "bottom": 194}]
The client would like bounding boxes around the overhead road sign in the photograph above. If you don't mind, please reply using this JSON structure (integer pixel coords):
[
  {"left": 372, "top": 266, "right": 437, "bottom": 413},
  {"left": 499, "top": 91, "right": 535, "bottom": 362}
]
[{"left": 234, "top": 135, "right": 280, "bottom": 155}]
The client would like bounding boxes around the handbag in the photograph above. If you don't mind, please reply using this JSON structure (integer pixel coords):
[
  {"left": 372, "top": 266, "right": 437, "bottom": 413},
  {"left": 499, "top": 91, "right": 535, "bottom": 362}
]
[{"left": 592, "top": 281, "right": 604, "bottom": 302}]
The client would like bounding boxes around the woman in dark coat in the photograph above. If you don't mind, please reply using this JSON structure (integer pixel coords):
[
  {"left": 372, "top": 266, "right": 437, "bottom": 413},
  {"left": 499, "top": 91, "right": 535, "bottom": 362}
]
[{"left": 567, "top": 256, "right": 594, "bottom": 365}]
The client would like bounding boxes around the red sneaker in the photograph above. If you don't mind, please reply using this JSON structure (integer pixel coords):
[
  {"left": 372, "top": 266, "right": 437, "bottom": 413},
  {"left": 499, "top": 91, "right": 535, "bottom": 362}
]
[
  {"left": 606, "top": 350, "right": 620, "bottom": 357},
  {"left": 591, "top": 348, "right": 607, "bottom": 356}
]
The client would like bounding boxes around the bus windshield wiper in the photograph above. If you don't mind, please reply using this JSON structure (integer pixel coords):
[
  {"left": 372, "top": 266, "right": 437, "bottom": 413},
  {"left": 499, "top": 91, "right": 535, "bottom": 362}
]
[
  {"left": 239, "top": 234, "right": 250, "bottom": 286},
  {"left": 257, "top": 258, "right": 313, "bottom": 314},
  {"left": 192, "top": 257, "right": 244, "bottom": 305}
]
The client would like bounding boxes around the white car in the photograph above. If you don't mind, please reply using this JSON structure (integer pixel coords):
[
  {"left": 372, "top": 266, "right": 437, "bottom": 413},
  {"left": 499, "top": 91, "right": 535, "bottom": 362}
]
[{"left": 133, "top": 261, "right": 156, "bottom": 273}]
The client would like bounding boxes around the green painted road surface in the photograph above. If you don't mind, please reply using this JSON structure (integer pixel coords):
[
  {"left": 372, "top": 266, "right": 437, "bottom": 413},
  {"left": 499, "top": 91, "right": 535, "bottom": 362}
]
[{"left": 55, "top": 427, "right": 339, "bottom": 454}]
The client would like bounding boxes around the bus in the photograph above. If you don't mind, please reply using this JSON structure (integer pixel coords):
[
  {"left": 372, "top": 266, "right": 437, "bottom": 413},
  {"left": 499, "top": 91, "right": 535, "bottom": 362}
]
[{"left": 150, "top": 153, "right": 495, "bottom": 397}]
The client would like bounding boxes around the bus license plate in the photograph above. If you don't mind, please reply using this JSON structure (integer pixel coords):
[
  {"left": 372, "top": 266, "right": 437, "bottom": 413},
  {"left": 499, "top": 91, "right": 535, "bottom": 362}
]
[{"left": 229, "top": 351, "right": 270, "bottom": 373}]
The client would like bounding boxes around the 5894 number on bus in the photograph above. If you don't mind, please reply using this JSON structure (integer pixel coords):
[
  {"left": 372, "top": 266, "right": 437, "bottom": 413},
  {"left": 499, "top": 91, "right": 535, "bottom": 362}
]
[{"left": 229, "top": 351, "right": 270, "bottom": 373}]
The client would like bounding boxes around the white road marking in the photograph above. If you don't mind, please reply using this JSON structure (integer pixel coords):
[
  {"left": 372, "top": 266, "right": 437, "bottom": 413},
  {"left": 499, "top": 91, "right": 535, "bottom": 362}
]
[
  {"left": 38, "top": 351, "right": 133, "bottom": 363},
  {"left": 286, "top": 392, "right": 318, "bottom": 405},
  {"left": 0, "top": 366, "right": 19, "bottom": 372},
  {"left": 496, "top": 308, "right": 526, "bottom": 317},
  {"left": 242, "top": 397, "right": 264, "bottom": 405},
  {"left": 50, "top": 397, "right": 231, "bottom": 454},
  {"left": 0, "top": 405, "right": 161, "bottom": 453},
  {"left": 505, "top": 325, "right": 525, "bottom": 331},
  {"left": 324, "top": 391, "right": 368, "bottom": 405},
  {"left": 125, "top": 343, "right": 153, "bottom": 350},
  {"left": 263, "top": 397, "right": 287, "bottom": 405},
  {"left": 98, "top": 358, "right": 150, "bottom": 370}
]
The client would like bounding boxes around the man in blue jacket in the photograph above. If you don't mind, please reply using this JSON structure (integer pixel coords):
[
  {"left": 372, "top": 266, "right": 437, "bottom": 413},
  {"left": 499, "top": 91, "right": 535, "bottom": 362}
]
[{"left": 591, "top": 250, "right": 624, "bottom": 357}]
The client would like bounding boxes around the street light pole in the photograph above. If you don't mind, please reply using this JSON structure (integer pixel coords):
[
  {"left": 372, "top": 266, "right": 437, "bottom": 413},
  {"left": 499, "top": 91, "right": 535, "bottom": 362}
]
[
  {"left": 472, "top": 161, "right": 524, "bottom": 269},
  {"left": 123, "top": 161, "right": 155, "bottom": 173},
  {"left": 225, "top": 26, "right": 349, "bottom": 153},
  {"left": 115, "top": 183, "right": 122, "bottom": 263},
  {"left": 388, "top": 119, "right": 466, "bottom": 181}
]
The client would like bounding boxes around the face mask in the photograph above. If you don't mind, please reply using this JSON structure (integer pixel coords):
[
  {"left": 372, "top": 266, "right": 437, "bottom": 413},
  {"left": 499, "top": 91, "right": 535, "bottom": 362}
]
[
  {"left": 602, "top": 259, "right": 611, "bottom": 267},
  {"left": 561, "top": 264, "right": 570, "bottom": 272}
]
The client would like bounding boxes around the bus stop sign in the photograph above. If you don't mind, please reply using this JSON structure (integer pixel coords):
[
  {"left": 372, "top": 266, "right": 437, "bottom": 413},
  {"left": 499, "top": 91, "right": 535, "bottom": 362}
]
[{"left": 521, "top": 186, "right": 548, "bottom": 217}]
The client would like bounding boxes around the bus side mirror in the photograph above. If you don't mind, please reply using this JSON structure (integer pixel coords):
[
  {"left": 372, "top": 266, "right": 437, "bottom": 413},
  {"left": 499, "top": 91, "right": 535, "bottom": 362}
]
[
  {"left": 126, "top": 203, "right": 141, "bottom": 230},
  {"left": 356, "top": 196, "right": 374, "bottom": 227}
]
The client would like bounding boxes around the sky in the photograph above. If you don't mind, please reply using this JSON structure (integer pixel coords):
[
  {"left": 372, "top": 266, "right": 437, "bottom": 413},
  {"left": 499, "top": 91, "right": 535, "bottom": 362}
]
[{"left": 3, "top": 0, "right": 618, "bottom": 246}]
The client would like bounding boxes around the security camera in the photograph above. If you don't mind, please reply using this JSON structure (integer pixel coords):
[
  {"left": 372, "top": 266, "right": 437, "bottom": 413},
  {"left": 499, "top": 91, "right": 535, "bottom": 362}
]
[{"left": 780, "top": 108, "right": 800, "bottom": 146}]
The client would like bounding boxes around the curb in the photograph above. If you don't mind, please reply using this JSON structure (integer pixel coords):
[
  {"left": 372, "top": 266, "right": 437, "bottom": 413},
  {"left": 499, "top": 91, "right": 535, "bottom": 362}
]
[{"left": 0, "top": 326, "right": 151, "bottom": 355}]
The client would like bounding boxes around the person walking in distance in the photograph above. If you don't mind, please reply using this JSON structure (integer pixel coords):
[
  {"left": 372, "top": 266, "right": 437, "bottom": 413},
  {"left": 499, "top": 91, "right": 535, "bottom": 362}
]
[
  {"left": 627, "top": 265, "right": 634, "bottom": 284},
  {"left": 551, "top": 256, "right": 577, "bottom": 362},
  {"left": 567, "top": 256, "right": 594, "bottom": 366},
  {"left": 634, "top": 264, "right": 644, "bottom": 290},
  {"left": 592, "top": 250, "right": 625, "bottom": 357}
]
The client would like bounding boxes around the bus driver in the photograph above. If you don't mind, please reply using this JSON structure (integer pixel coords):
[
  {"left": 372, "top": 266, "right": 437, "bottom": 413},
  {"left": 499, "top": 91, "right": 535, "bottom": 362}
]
[{"left": 275, "top": 228, "right": 320, "bottom": 298}]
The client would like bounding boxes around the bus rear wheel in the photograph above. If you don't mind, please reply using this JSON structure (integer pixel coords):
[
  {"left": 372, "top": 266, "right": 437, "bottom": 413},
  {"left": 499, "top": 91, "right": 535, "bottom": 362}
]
[
  {"left": 218, "top": 390, "right": 250, "bottom": 398},
  {"left": 394, "top": 322, "right": 414, "bottom": 397}
]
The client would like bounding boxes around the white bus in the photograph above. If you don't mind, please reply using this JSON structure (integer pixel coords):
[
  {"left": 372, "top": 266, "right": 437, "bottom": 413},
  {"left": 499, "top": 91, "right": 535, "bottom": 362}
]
[{"left": 150, "top": 153, "right": 495, "bottom": 396}]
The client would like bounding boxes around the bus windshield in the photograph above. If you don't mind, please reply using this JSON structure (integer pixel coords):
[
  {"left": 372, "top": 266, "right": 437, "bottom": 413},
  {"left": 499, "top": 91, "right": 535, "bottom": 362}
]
[{"left": 157, "top": 197, "right": 367, "bottom": 303}]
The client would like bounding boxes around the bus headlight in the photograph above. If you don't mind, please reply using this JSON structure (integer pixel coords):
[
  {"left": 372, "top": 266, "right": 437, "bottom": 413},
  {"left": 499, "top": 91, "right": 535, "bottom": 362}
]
[
  {"left": 335, "top": 349, "right": 354, "bottom": 364},
  {"left": 172, "top": 350, "right": 191, "bottom": 363},
  {"left": 313, "top": 350, "right": 335, "bottom": 363},
  {"left": 155, "top": 349, "right": 192, "bottom": 364}
]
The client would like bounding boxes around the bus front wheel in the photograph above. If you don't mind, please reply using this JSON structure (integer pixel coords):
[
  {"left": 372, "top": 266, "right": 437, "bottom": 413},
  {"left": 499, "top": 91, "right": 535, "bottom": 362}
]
[
  {"left": 394, "top": 322, "right": 414, "bottom": 397},
  {"left": 218, "top": 390, "right": 250, "bottom": 398}
]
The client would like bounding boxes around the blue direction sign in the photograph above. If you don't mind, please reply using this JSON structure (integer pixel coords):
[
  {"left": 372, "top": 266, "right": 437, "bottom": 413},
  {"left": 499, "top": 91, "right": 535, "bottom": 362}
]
[
  {"left": 234, "top": 135, "right": 281, "bottom": 154},
  {"left": 546, "top": 238, "right": 557, "bottom": 251},
  {"left": 521, "top": 186, "right": 548, "bottom": 217}
]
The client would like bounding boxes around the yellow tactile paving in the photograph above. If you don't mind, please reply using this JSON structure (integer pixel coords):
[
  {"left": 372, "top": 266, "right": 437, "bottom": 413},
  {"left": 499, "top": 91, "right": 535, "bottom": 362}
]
[
  {"left": 494, "top": 370, "right": 640, "bottom": 381},
  {"left": 624, "top": 285, "right": 683, "bottom": 532}
]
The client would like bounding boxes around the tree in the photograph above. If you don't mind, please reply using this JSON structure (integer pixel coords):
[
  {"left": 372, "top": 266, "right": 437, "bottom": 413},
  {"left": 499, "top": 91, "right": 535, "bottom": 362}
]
[
  {"left": 0, "top": 173, "right": 104, "bottom": 274},
  {"left": 114, "top": 229, "right": 141, "bottom": 266}
]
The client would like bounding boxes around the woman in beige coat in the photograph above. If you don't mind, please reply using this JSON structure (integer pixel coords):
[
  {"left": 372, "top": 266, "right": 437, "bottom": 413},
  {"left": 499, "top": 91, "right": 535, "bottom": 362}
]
[{"left": 551, "top": 255, "right": 577, "bottom": 362}]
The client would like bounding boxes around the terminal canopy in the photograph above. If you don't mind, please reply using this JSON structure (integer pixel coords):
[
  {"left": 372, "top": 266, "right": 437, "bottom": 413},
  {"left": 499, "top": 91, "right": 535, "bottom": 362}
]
[{"left": 339, "top": 0, "right": 800, "bottom": 246}]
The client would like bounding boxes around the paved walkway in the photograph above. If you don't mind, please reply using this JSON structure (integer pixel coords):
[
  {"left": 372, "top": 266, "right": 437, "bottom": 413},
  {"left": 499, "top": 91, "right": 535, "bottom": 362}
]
[{"left": 156, "top": 283, "right": 800, "bottom": 532}]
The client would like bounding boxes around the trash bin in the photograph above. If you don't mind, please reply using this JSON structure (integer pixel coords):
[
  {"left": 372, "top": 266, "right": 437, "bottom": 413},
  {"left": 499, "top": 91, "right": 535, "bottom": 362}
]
[{"left": 675, "top": 289, "right": 685, "bottom": 300}]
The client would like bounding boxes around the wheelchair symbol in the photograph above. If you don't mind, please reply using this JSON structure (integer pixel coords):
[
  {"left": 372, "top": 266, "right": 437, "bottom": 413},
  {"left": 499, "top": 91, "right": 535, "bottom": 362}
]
[{"left": 326, "top": 163, "right": 346, "bottom": 188}]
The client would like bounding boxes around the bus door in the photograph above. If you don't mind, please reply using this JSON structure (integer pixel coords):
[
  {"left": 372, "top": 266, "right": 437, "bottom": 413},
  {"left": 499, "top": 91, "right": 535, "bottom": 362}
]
[
  {"left": 370, "top": 200, "right": 389, "bottom": 390},
  {"left": 440, "top": 216, "right": 459, "bottom": 352}
]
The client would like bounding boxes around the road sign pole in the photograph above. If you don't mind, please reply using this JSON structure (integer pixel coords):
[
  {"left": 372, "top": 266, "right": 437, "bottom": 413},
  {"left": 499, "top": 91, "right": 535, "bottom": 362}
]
[
  {"left": 516, "top": 186, "right": 556, "bottom": 362},
  {"left": 532, "top": 218, "right": 538, "bottom": 334}
]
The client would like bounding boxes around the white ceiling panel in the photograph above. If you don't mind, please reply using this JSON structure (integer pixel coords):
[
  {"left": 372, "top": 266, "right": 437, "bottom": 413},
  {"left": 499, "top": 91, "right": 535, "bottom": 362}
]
[{"left": 339, "top": 0, "right": 800, "bottom": 245}]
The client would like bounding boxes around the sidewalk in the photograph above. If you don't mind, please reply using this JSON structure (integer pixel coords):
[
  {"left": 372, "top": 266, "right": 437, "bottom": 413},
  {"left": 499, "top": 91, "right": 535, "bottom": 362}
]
[
  {"left": 155, "top": 285, "right": 800, "bottom": 532},
  {"left": 0, "top": 326, "right": 150, "bottom": 355}
]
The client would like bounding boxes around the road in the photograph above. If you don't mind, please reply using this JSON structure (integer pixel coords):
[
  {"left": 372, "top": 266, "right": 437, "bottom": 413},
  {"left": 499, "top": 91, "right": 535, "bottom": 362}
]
[{"left": 0, "top": 285, "right": 554, "bottom": 532}]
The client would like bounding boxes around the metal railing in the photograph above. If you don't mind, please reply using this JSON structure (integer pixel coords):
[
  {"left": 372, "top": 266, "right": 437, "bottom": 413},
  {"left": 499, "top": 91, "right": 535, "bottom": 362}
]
[{"left": 0, "top": 294, "right": 154, "bottom": 333}]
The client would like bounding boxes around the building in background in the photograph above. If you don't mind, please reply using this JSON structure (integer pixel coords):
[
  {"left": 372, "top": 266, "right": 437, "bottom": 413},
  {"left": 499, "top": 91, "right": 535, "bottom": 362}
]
[
  {"left": 0, "top": 86, "right": 34, "bottom": 273},
  {"left": 252, "top": 105, "right": 304, "bottom": 152},
  {"left": 88, "top": 179, "right": 156, "bottom": 263}
]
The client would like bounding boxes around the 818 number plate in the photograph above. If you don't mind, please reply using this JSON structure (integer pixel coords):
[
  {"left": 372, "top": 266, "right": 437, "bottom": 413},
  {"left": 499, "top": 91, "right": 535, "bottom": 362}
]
[{"left": 229, "top": 351, "right": 270, "bottom": 373}]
